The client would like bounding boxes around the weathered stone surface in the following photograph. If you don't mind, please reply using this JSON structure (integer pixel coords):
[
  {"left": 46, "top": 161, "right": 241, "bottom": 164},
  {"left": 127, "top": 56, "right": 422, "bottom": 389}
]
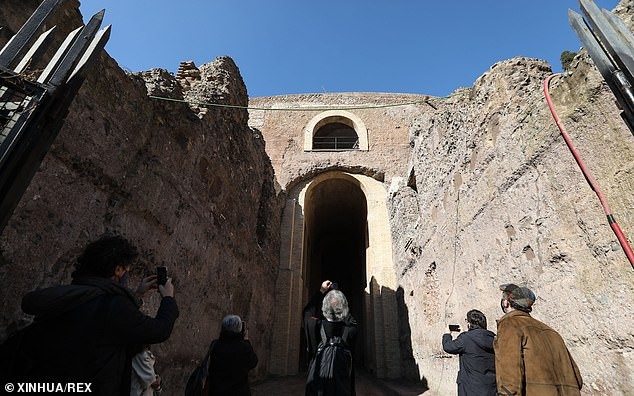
[
  {"left": 180, "top": 57, "right": 249, "bottom": 122},
  {"left": 139, "top": 68, "right": 184, "bottom": 99},
  {"left": 2, "top": 0, "right": 634, "bottom": 395},
  {"left": 389, "top": 52, "right": 634, "bottom": 394},
  {"left": 0, "top": 2, "right": 281, "bottom": 393}
]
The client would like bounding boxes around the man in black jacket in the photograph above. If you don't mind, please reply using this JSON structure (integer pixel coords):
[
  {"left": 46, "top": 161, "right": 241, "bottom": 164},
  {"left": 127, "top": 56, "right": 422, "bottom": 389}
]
[
  {"left": 6, "top": 234, "right": 179, "bottom": 395},
  {"left": 442, "top": 309, "right": 496, "bottom": 396}
]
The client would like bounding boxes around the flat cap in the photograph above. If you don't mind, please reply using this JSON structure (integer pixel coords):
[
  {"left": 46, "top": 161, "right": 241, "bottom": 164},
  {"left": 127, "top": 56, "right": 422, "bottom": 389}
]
[{"left": 500, "top": 283, "right": 536, "bottom": 309}]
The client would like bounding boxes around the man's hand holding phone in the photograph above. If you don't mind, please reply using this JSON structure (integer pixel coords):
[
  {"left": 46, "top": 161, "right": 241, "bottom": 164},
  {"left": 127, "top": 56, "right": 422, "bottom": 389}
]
[
  {"left": 158, "top": 278, "right": 174, "bottom": 298},
  {"left": 156, "top": 266, "right": 174, "bottom": 298}
]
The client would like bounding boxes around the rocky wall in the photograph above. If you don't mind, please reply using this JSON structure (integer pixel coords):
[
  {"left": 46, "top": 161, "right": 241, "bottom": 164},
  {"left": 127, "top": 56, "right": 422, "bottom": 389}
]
[
  {"left": 389, "top": 41, "right": 634, "bottom": 396},
  {"left": 3, "top": 1, "right": 634, "bottom": 394},
  {"left": 0, "top": 2, "right": 281, "bottom": 393}
]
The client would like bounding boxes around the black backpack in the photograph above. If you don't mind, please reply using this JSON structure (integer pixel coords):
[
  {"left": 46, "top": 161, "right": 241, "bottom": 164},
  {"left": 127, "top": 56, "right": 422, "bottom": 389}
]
[{"left": 306, "top": 324, "right": 353, "bottom": 396}]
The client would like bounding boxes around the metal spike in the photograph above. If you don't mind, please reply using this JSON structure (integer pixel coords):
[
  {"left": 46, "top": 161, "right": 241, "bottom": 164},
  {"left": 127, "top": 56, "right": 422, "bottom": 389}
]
[
  {"left": 14, "top": 26, "right": 56, "bottom": 74},
  {"left": 67, "top": 25, "right": 111, "bottom": 84},
  {"left": 37, "top": 26, "right": 82, "bottom": 84},
  {"left": 569, "top": 9, "right": 634, "bottom": 122},
  {"left": 579, "top": 0, "right": 634, "bottom": 82},
  {"left": 0, "top": 6, "right": 110, "bottom": 233},
  {"left": 0, "top": 0, "right": 60, "bottom": 68},
  {"left": 46, "top": 9, "right": 105, "bottom": 88},
  {"left": 569, "top": 10, "right": 617, "bottom": 76},
  {"left": 603, "top": 10, "right": 634, "bottom": 62}
]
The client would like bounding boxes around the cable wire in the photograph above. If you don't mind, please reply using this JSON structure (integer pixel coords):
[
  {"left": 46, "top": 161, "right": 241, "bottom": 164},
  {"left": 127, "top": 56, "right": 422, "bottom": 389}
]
[
  {"left": 147, "top": 91, "right": 467, "bottom": 112},
  {"left": 544, "top": 74, "right": 634, "bottom": 270}
]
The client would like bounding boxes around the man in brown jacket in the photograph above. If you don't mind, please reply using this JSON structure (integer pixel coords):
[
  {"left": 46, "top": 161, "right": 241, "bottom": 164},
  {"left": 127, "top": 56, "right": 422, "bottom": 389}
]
[{"left": 494, "top": 284, "right": 583, "bottom": 396}]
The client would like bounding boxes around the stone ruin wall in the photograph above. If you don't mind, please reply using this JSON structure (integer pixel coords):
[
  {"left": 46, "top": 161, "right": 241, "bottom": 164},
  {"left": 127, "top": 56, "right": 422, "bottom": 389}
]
[
  {"left": 247, "top": 93, "right": 436, "bottom": 379},
  {"left": 1, "top": 0, "right": 633, "bottom": 395},
  {"left": 250, "top": 54, "right": 634, "bottom": 395},
  {"left": 0, "top": 1, "right": 282, "bottom": 393},
  {"left": 387, "top": 4, "right": 634, "bottom": 393}
]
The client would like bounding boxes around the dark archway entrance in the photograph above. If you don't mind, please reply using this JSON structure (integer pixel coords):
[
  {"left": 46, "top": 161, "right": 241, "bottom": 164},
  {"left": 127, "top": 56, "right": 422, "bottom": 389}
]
[
  {"left": 301, "top": 176, "right": 368, "bottom": 368},
  {"left": 269, "top": 171, "right": 400, "bottom": 379}
]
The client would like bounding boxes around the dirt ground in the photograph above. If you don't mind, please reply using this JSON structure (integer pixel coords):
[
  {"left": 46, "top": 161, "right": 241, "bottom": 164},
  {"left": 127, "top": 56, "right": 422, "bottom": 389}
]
[{"left": 251, "top": 371, "right": 429, "bottom": 396}]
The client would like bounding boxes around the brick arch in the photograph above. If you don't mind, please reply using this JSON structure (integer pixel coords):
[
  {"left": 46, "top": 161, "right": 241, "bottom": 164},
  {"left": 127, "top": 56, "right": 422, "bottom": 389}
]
[
  {"left": 268, "top": 170, "right": 400, "bottom": 379},
  {"left": 303, "top": 110, "right": 369, "bottom": 151}
]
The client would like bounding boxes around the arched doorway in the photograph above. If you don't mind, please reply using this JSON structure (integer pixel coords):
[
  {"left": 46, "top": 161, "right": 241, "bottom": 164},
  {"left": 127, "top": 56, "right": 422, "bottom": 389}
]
[
  {"left": 269, "top": 171, "right": 401, "bottom": 379},
  {"left": 301, "top": 176, "right": 368, "bottom": 367}
]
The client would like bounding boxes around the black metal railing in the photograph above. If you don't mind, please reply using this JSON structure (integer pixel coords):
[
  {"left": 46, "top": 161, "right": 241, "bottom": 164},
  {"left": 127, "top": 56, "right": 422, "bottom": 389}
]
[
  {"left": 570, "top": 0, "right": 634, "bottom": 133},
  {"left": 312, "top": 136, "right": 359, "bottom": 151},
  {"left": 0, "top": 0, "right": 110, "bottom": 232}
]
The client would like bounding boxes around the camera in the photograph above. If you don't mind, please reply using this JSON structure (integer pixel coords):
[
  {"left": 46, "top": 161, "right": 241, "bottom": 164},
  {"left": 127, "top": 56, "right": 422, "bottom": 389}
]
[
  {"left": 330, "top": 282, "right": 339, "bottom": 290},
  {"left": 448, "top": 324, "right": 461, "bottom": 332},
  {"left": 156, "top": 266, "right": 168, "bottom": 286}
]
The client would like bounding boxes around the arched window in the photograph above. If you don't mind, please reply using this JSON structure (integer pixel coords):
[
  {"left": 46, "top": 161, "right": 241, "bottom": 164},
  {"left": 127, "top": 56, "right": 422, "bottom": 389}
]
[
  {"left": 304, "top": 110, "right": 369, "bottom": 151},
  {"left": 313, "top": 122, "right": 358, "bottom": 150}
]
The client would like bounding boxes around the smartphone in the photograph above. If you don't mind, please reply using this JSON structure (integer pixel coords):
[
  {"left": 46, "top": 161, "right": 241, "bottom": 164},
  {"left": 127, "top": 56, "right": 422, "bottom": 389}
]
[
  {"left": 157, "top": 266, "right": 168, "bottom": 286},
  {"left": 448, "top": 324, "right": 461, "bottom": 332}
]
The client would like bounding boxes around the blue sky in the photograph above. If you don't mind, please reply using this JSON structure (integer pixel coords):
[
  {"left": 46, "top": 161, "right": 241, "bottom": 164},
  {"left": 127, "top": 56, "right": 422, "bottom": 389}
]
[{"left": 79, "top": 1, "right": 620, "bottom": 98}]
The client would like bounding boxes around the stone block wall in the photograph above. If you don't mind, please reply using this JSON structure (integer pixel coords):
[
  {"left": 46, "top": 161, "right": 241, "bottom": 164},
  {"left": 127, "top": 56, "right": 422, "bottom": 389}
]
[
  {"left": 249, "top": 93, "right": 432, "bottom": 190},
  {"left": 0, "top": 2, "right": 282, "bottom": 393}
]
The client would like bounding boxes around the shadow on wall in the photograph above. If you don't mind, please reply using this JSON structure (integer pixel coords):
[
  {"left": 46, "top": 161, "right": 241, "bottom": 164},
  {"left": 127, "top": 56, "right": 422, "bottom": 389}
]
[
  {"left": 365, "top": 278, "right": 429, "bottom": 393},
  {"left": 396, "top": 286, "right": 426, "bottom": 384}
]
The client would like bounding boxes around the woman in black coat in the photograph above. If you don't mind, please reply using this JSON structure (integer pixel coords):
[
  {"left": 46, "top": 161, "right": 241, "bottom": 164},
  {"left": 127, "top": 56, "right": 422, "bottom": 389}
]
[
  {"left": 206, "top": 315, "right": 258, "bottom": 396},
  {"left": 442, "top": 309, "right": 497, "bottom": 396},
  {"left": 303, "top": 280, "right": 358, "bottom": 396}
]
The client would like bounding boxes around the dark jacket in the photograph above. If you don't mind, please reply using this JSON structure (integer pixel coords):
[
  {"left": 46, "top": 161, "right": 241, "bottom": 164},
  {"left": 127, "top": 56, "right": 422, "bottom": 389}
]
[
  {"left": 303, "top": 291, "right": 358, "bottom": 396},
  {"left": 206, "top": 331, "right": 258, "bottom": 396},
  {"left": 442, "top": 328, "right": 497, "bottom": 396},
  {"left": 494, "top": 310, "right": 582, "bottom": 396},
  {"left": 12, "top": 276, "right": 179, "bottom": 396}
]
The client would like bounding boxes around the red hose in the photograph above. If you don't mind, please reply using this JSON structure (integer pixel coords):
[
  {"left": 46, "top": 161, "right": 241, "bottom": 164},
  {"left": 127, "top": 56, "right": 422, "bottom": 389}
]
[{"left": 543, "top": 74, "right": 634, "bottom": 269}]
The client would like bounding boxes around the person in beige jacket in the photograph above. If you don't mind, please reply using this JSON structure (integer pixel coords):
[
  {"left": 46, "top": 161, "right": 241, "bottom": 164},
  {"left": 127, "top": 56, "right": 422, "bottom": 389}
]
[
  {"left": 494, "top": 284, "right": 583, "bottom": 396},
  {"left": 131, "top": 345, "right": 162, "bottom": 395}
]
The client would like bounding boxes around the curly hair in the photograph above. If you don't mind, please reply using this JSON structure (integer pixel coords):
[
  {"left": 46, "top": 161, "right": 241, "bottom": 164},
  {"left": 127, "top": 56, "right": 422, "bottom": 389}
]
[
  {"left": 466, "top": 309, "right": 487, "bottom": 329},
  {"left": 73, "top": 233, "right": 138, "bottom": 278}
]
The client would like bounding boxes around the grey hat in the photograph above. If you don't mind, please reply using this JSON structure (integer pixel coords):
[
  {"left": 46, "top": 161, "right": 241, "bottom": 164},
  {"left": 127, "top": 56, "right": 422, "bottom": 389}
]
[{"left": 500, "top": 283, "right": 536, "bottom": 310}]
